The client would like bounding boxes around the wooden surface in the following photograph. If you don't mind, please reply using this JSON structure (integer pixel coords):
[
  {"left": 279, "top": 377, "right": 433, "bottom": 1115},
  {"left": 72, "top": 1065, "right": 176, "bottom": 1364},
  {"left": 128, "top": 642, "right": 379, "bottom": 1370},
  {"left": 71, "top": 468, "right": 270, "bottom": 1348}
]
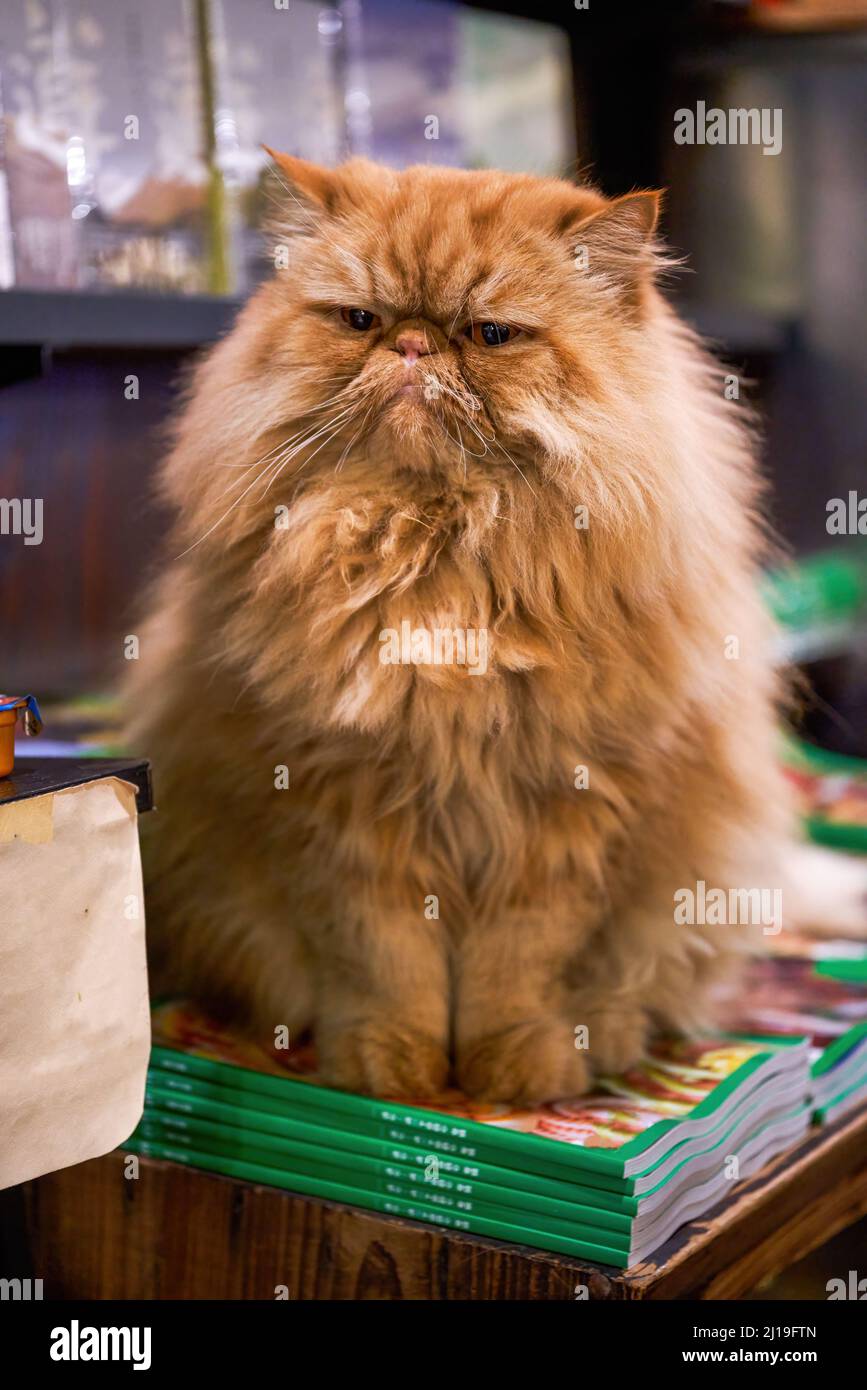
[{"left": 17, "top": 1104, "right": 867, "bottom": 1300}]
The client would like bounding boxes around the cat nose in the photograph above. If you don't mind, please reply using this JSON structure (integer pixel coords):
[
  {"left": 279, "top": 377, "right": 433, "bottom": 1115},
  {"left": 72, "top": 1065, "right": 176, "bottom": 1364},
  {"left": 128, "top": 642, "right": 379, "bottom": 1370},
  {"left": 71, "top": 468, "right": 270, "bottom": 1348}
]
[{"left": 393, "top": 329, "right": 431, "bottom": 365}]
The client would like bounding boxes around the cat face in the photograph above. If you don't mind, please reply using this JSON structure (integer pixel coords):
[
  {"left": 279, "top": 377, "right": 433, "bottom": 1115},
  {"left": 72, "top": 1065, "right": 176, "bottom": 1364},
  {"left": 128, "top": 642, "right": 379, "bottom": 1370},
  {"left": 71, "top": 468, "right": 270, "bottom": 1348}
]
[{"left": 261, "top": 156, "right": 660, "bottom": 480}]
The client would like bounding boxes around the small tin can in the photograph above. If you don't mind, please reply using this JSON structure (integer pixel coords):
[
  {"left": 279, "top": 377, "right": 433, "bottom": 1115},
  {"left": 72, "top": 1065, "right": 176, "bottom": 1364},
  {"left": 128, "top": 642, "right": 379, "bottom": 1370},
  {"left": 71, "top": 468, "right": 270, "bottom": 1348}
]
[{"left": 0, "top": 695, "right": 43, "bottom": 777}]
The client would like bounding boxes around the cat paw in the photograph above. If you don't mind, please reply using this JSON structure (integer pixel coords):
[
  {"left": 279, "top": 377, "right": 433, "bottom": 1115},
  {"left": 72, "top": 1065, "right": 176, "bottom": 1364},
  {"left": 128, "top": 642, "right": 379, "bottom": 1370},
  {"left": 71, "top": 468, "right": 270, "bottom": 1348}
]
[
  {"left": 318, "top": 1018, "right": 450, "bottom": 1100},
  {"left": 580, "top": 1008, "right": 648, "bottom": 1076},
  {"left": 456, "top": 1020, "right": 591, "bottom": 1105}
]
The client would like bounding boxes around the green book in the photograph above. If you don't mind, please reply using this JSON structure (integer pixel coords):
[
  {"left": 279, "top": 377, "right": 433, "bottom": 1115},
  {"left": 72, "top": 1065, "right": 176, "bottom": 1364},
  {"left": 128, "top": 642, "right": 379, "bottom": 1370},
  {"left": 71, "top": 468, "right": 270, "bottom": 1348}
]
[
  {"left": 143, "top": 1076, "right": 636, "bottom": 1206},
  {"left": 134, "top": 1110, "right": 634, "bottom": 1244},
  {"left": 128, "top": 1098, "right": 811, "bottom": 1270},
  {"left": 125, "top": 1133, "right": 631, "bottom": 1267},
  {"left": 144, "top": 1059, "right": 808, "bottom": 1214},
  {"left": 146, "top": 1002, "right": 809, "bottom": 1192}
]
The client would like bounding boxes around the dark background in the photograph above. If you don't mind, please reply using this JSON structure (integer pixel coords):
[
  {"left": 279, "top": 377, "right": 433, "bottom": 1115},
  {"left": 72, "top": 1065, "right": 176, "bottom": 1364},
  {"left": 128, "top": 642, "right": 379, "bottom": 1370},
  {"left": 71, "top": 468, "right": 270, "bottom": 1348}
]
[{"left": 1, "top": 0, "right": 865, "bottom": 693}]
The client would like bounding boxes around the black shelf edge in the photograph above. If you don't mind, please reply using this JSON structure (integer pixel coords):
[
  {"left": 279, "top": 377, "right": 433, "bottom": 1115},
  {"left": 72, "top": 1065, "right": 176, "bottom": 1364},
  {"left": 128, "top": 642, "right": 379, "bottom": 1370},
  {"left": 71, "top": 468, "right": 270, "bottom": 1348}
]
[
  {"left": 0, "top": 290, "right": 242, "bottom": 349},
  {"left": 0, "top": 757, "right": 154, "bottom": 814}
]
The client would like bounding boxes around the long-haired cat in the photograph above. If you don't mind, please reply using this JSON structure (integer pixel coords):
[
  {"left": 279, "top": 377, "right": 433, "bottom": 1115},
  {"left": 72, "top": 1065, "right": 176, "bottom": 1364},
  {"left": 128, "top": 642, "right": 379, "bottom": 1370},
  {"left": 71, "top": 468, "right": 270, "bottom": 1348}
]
[{"left": 128, "top": 155, "right": 796, "bottom": 1104}]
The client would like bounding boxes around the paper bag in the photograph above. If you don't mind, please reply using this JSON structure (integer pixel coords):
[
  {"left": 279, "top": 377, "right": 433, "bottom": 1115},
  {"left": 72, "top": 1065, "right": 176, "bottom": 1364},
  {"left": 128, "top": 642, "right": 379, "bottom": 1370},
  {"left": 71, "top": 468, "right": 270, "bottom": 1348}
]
[{"left": 1, "top": 777, "right": 150, "bottom": 1189}]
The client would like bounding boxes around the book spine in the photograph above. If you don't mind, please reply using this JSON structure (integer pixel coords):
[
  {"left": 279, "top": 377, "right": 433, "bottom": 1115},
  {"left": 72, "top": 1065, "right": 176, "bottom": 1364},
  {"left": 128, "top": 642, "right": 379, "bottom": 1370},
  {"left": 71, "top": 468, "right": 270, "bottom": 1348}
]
[
  {"left": 147, "top": 1055, "right": 626, "bottom": 1185},
  {"left": 145, "top": 1079, "right": 637, "bottom": 1211},
  {"left": 136, "top": 1110, "right": 634, "bottom": 1237},
  {"left": 125, "top": 1134, "right": 631, "bottom": 1269}
]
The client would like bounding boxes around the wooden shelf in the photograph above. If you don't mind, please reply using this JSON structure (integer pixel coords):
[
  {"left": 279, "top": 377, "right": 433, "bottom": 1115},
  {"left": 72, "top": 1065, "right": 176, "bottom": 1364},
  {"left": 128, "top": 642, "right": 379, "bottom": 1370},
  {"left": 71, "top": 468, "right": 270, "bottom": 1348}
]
[{"left": 15, "top": 1104, "right": 867, "bottom": 1299}]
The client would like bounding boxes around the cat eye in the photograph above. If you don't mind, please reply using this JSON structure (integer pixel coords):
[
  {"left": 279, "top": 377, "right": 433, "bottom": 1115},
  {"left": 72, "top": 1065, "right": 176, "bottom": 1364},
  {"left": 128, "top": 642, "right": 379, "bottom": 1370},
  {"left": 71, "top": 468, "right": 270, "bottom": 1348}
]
[
  {"left": 465, "top": 322, "right": 520, "bottom": 348},
  {"left": 340, "top": 307, "right": 381, "bottom": 331}
]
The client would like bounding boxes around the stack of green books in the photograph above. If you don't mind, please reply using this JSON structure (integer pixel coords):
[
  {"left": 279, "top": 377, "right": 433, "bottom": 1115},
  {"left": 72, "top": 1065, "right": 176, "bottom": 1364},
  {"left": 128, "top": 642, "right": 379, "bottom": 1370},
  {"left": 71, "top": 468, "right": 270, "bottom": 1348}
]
[{"left": 125, "top": 1004, "right": 811, "bottom": 1269}]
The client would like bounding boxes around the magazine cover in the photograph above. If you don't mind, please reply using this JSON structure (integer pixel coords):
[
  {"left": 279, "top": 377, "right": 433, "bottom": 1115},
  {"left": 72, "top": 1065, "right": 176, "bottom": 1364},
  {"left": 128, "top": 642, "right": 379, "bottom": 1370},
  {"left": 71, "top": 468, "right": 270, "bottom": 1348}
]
[
  {"left": 726, "top": 953, "right": 867, "bottom": 1069},
  {"left": 783, "top": 741, "right": 867, "bottom": 854},
  {"left": 148, "top": 1000, "right": 807, "bottom": 1183}
]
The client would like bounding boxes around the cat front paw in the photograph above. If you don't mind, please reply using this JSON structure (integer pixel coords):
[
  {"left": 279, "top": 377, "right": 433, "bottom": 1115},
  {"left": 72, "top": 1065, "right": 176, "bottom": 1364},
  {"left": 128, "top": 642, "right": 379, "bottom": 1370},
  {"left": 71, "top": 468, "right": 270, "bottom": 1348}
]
[
  {"left": 318, "top": 1018, "right": 450, "bottom": 1100},
  {"left": 456, "top": 1019, "right": 591, "bottom": 1106},
  {"left": 579, "top": 1007, "right": 649, "bottom": 1076}
]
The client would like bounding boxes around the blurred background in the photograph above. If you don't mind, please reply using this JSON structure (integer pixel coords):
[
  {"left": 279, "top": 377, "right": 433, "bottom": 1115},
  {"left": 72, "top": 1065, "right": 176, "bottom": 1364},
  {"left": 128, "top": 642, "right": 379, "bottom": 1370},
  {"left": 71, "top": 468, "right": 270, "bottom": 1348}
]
[
  {"left": 1, "top": 0, "right": 865, "bottom": 696},
  {"left": 1, "top": 0, "right": 866, "bottom": 1300}
]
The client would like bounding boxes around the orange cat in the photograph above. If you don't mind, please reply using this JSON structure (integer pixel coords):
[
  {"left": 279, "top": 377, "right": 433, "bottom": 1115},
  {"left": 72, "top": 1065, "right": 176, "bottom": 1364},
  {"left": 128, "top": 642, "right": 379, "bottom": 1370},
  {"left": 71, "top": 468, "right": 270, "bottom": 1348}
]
[{"left": 128, "top": 156, "right": 794, "bottom": 1103}]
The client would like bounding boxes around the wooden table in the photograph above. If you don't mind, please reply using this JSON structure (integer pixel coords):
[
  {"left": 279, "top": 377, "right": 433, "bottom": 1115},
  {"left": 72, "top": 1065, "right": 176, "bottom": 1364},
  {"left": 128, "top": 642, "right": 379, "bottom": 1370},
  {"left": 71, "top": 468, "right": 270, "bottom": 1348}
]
[{"left": 11, "top": 1105, "right": 867, "bottom": 1300}]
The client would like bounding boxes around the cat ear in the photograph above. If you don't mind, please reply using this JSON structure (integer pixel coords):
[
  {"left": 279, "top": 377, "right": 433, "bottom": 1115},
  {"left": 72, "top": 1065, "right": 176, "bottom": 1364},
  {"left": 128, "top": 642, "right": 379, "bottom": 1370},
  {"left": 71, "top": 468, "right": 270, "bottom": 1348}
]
[
  {"left": 263, "top": 148, "right": 336, "bottom": 221},
  {"left": 568, "top": 191, "right": 662, "bottom": 289}
]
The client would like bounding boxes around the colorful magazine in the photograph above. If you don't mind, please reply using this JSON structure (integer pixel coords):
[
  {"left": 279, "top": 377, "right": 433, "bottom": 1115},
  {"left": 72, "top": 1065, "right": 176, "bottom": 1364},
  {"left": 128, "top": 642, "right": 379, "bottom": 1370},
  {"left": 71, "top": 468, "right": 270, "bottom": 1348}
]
[
  {"left": 141, "top": 1060, "right": 806, "bottom": 1214},
  {"left": 783, "top": 741, "right": 867, "bottom": 855},
  {"left": 724, "top": 952, "right": 867, "bottom": 1115}
]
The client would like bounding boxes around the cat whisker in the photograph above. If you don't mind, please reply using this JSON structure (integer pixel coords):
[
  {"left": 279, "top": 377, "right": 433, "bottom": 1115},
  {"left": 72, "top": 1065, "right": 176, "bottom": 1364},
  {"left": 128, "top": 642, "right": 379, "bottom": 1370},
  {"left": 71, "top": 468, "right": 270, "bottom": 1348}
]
[
  {"left": 178, "top": 401, "right": 363, "bottom": 556},
  {"left": 455, "top": 421, "right": 468, "bottom": 479},
  {"left": 420, "top": 372, "right": 481, "bottom": 417},
  {"left": 259, "top": 406, "right": 361, "bottom": 497},
  {"left": 213, "top": 429, "right": 316, "bottom": 498},
  {"left": 176, "top": 459, "right": 294, "bottom": 558},
  {"left": 214, "top": 385, "right": 366, "bottom": 498},
  {"left": 450, "top": 407, "right": 493, "bottom": 456},
  {"left": 334, "top": 422, "right": 366, "bottom": 474},
  {"left": 335, "top": 398, "right": 377, "bottom": 473},
  {"left": 490, "top": 437, "right": 539, "bottom": 497},
  {"left": 436, "top": 413, "right": 488, "bottom": 462},
  {"left": 426, "top": 392, "right": 493, "bottom": 461},
  {"left": 428, "top": 380, "right": 527, "bottom": 491},
  {"left": 262, "top": 392, "right": 376, "bottom": 496},
  {"left": 270, "top": 418, "right": 358, "bottom": 492}
]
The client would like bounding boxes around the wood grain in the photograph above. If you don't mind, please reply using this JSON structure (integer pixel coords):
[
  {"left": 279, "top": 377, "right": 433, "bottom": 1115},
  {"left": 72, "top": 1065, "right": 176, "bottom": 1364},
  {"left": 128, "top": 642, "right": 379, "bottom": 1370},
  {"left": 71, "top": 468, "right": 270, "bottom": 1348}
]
[{"left": 18, "top": 1105, "right": 867, "bottom": 1300}]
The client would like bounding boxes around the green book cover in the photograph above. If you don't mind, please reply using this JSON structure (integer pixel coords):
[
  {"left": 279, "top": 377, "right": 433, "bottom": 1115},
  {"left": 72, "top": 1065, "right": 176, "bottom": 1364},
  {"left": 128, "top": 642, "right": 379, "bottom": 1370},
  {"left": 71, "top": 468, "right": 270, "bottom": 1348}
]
[
  {"left": 781, "top": 734, "right": 867, "bottom": 855},
  {"left": 141, "top": 1061, "right": 808, "bottom": 1220},
  {"left": 126, "top": 1099, "right": 811, "bottom": 1272},
  {"left": 146, "top": 1053, "right": 805, "bottom": 1198},
  {"left": 147, "top": 1001, "right": 808, "bottom": 1186},
  {"left": 143, "top": 1076, "right": 637, "bottom": 1203}
]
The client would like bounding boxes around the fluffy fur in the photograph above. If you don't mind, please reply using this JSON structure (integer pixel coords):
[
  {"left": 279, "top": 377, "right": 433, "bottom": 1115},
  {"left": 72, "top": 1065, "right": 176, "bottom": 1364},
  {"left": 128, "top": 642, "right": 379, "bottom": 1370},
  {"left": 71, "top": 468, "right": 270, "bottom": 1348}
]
[{"left": 128, "top": 157, "right": 794, "bottom": 1103}]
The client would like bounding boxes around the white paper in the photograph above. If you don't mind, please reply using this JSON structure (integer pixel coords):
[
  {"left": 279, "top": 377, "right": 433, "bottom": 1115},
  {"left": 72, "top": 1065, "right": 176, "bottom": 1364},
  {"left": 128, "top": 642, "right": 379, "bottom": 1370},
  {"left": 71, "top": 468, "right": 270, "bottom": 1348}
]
[{"left": 0, "top": 777, "right": 150, "bottom": 1189}]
